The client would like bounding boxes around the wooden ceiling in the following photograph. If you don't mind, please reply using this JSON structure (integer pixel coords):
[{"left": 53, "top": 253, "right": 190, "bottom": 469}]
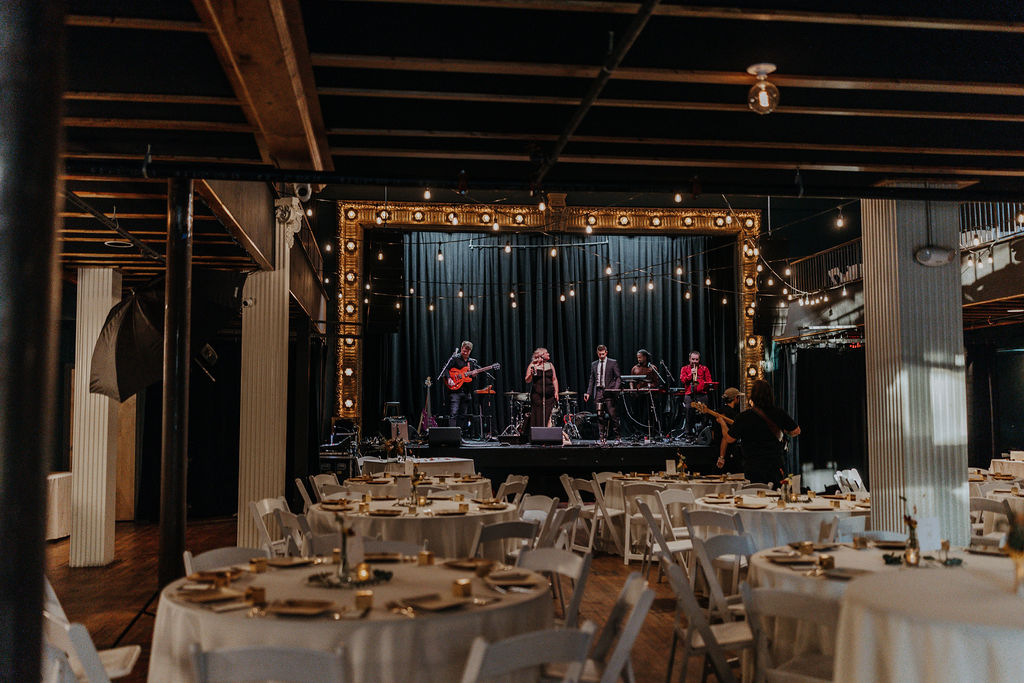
[{"left": 61, "top": 1, "right": 1024, "bottom": 311}]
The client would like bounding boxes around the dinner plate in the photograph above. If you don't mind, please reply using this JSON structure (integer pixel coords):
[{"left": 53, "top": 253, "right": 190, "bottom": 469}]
[
  {"left": 435, "top": 509, "right": 468, "bottom": 516},
  {"left": 871, "top": 541, "right": 907, "bottom": 550},
  {"left": 363, "top": 552, "right": 405, "bottom": 563},
  {"left": 485, "top": 570, "right": 542, "bottom": 587},
  {"left": 787, "top": 542, "right": 838, "bottom": 551},
  {"left": 476, "top": 503, "right": 508, "bottom": 510},
  {"left": 266, "top": 599, "right": 334, "bottom": 616},
  {"left": 267, "top": 556, "right": 315, "bottom": 568},
  {"left": 823, "top": 567, "right": 872, "bottom": 580},
  {"left": 366, "top": 480, "right": 391, "bottom": 485},
  {"left": 700, "top": 497, "right": 731, "bottom": 504},
  {"left": 443, "top": 558, "right": 495, "bottom": 571},
  {"left": 471, "top": 498, "right": 499, "bottom": 504},
  {"left": 767, "top": 556, "right": 816, "bottom": 565},
  {"left": 320, "top": 503, "right": 350, "bottom": 512},
  {"left": 968, "top": 476, "right": 985, "bottom": 483},
  {"left": 992, "top": 489, "right": 1013, "bottom": 494},
  {"left": 187, "top": 568, "right": 244, "bottom": 583},
  {"left": 175, "top": 587, "right": 244, "bottom": 603},
  {"left": 735, "top": 503, "right": 770, "bottom": 510},
  {"left": 401, "top": 594, "right": 472, "bottom": 612},
  {"left": 802, "top": 504, "right": 835, "bottom": 511},
  {"left": 368, "top": 509, "right": 403, "bottom": 517}
]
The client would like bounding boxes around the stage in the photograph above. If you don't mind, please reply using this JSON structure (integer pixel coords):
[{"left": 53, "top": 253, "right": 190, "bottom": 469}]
[{"left": 407, "top": 439, "right": 718, "bottom": 498}]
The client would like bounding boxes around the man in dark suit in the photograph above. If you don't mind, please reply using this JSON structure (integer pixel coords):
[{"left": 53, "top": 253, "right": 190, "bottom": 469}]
[{"left": 584, "top": 344, "right": 621, "bottom": 442}]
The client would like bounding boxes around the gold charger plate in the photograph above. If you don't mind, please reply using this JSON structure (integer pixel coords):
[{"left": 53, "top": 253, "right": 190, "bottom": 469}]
[
  {"left": 320, "top": 502, "right": 351, "bottom": 512},
  {"left": 612, "top": 476, "right": 639, "bottom": 480},
  {"left": 700, "top": 497, "right": 731, "bottom": 504},
  {"left": 443, "top": 558, "right": 495, "bottom": 571},
  {"left": 435, "top": 509, "right": 468, "bottom": 516},
  {"left": 187, "top": 568, "right": 245, "bottom": 583},
  {"left": 735, "top": 503, "right": 771, "bottom": 510},
  {"left": 767, "top": 556, "right": 816, "bottom": 565},
  {"left": 477, "top": 503, "right": 508, "bottom": 510},
  {"left": 175, "top": 587, "right": 244, "bottom": 604},
  {"left": 823, "top": 567, "right": 872, "bottom": 580},
  {"left": 802, "top": 504, "right": 836, "bottom": 511},
  {"left": 992, "top": 473, "right": 1017, "bottom": 480},
  {"left": 401, "top": 594, "right": 472, "bottom": 612},
  {"left": 485, "top": 570, "right": 542, "bottom": 587},
  {"left": 267, "top": 556, "right": 314, "bottom": 568},
  {"left": 788, "top": 542, "right": 838, "bottom": 551},
  {"left": 364, "top": 552, "right": 404, "bottom": 563},
  {"left": 371, "top": 495, "right": 398, "bottom": 501},
  {"left": 365, "top": 480, "right": 392, "bottom": 485},
  {"left": 368, "top": 509, "right": 403, "bottom": 517},
  {"left": 472, "top": 498, "right": 499, "bottom": 504},
  {"left": 266, "top": 599, "right": 334, "bottom": 616}
]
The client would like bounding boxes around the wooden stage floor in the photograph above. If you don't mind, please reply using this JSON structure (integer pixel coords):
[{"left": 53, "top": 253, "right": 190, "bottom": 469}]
[{"left": 47, "top": 518, "right": 711, "bottom": 682}]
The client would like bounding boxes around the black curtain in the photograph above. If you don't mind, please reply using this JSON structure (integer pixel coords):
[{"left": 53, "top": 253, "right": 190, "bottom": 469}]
[{"left": 376, "top": 230, "right": 739, "bottom": 433}]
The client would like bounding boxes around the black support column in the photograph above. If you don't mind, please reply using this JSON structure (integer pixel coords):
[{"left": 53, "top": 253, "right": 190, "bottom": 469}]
[
  {"left": 159, "top": 179, "right": 193, "bottom": 587},
  {"left": 0, "top": 2, "right": 64, "bottom": 679}
]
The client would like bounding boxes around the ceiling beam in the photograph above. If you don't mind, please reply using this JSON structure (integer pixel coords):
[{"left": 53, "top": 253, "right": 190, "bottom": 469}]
[
  {"left": 65, "top": 15, "right": 209, "bottom": 32},
  {"left": 62, "top": 151, "right": 264, "bottom": 166},
  {"left": 351, "top": 1, "right": 1024, "bottom": 34},
  {"left": 64, "top": 91, "right": 238, "bottom": 106},
  {"left": 311, "top": 54, "right": 1024, "bottom": 97},
  {"left": 63, "top": 117, "right": 255, "bottom": 132},
  {"left": 192, "top": 0, "right": 333, "bottom": 170},
  {"left": 319, "top": 86, "right": 1024, "bottom": 123},
  {"left": 327, "top": 127, "right": 1024, "bottom": 159},
  {"left": 329, "top": 146, "right": 1024, "bottom": 177}
]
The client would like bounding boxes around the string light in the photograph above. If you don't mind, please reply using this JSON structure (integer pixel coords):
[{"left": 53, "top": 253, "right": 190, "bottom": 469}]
[
  {"left": 504, "top": 242, "right": 512, "bottom": 254},
  {"left": 560, "top": 294, "right": 566, "bottom": 302},
  {"left": 569, "top": 286, "right": 576, "bottom": 297},
  {"left": 436, "top": 248, "right": 444, "bottom": 262},
  {"left": 585, "top": 225, "right": 593, "bottom": 234},
  {"left": 784, "top": 266, "right": 791, "bottom": 276},
  {"left": 722, "top": 296, "right": 728, "bottom": 305},
  {"left": 988, "top": 251, "right": 994, "bottom": 264},
  {"left": 756, "top": 264, "right": 763, "bottom": 272},
  {"left": 705, "top": 276, "right": 711, "bottom": 286},
  {"left": 324, "top": 243, "right": 332, "bottom": 252},
  {"left": 469, "top": 303, "right": 475, "bottom": 311},
  {"left": 492, "top": 219, "right": 500, "bottom": 232},
  {"left": 550, "top": 247, "right": 557, "bottom": 258},
  {"left": 306, "top": 207, "right": 313, "bottom": 217},
  {"left": 675, "top": 266, "right": 683, "bottom": 276},
  {"left": 423, "top": 188, "right": 432, "bottom": 200},
  {"left": 511, "top": 301, "right": 517, "bottom": 308},
  {"left": 605, "top": 264, "right": 613, "bottom": 276},
  {"left": 836, "top": 211, "right": 845, "bottom": 228},
  {"left": 674, "top": 193, "right": 682, "bottom": 203},
  {"left": 841, "top": 286, "right": 847, "bottom": 296},
  {"left": 782, "top": 287, "right": 788, "bottom": 294},
  {"left": 409, "top": 287, "right": 415, "bottom": 294},
  {"left": 509, "top": 292, "right": 516, "bottom": 299},
  {"left": 457, "top": 288, "right": 464, "bottom": 298},
  {"left": 767, "top": 277, "right": 774, "bottom": 286},
  {"left": 630, "top": 281, "right": 638, "bottom": 293},
  {"left": 324, "top": 277, "right": 329, "bottom": 284},
  {"left": 377, "top": 251, "right": 384, "bottom": 261},
  {"left": 647, "top": 279, "right": 655, "bottom": 291},
  {"left": 685, "top": 290, "right": 691, "bottom": 300},
  {"left": 615, "top": 281, "right": 622, "bottom": 292},
  {"left": 538, "top": 198, "right": 547, "bottom": 211}
]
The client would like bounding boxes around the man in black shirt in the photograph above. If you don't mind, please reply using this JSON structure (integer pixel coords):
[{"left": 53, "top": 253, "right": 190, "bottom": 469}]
[
  {"left": 717, "top": 379, "right": 799, "bottom": 487},
  {"left": 714, "top": 387, "right": 743, "bottom": 472},
  {"left": 447, "top": 341, "right": 476, "bottom": 431}
]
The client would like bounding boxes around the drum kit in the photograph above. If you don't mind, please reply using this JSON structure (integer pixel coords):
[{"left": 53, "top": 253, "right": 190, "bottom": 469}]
[{"left": 498, "top": 389, "right": 590, "bottom": 438}]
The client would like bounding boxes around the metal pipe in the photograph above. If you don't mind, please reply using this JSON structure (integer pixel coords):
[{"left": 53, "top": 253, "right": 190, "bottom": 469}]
[
  {"left": 0, "top": 2, "right": 64, "bottom": 679},
  {"left": 62, "top": 189, "right": 165, "bottom": 262},
  {"left": 159, "top": 178, "right": 193, "bottom": 587},
  {"left": 533, "top": 0, "right": 662, "bottom": 185}
]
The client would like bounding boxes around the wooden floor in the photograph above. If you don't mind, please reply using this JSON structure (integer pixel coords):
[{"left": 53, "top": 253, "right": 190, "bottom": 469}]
[{"left": 47, "top": 519, "right": 707, "bottom": 682}]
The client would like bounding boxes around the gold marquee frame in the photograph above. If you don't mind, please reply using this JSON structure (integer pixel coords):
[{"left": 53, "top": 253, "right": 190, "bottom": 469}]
[{"left": 336, "top": 200, "right": 765, "bottom": 426}]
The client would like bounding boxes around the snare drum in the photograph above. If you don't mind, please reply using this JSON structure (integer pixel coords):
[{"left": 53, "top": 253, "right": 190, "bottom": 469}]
[{"left": 513, "top": 392, "right": 530, "bottom": 403}]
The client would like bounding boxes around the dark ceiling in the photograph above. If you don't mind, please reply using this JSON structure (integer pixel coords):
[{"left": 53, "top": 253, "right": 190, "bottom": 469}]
[{"left": 58, "top": 1, "right": 1024, "bottom": 309}]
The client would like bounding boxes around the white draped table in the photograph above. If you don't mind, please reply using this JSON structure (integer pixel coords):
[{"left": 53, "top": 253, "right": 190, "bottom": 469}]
[
  {"left": 694, "top": 495, "right": 869, "bottom": 549},
  {"left": 149, "top": 560, "right": 551, "bottom": 682},
  {"left": 989, "top": 459, "right": 1024, "bottom": 479},
  {"left": 835, "top": 555, "right": 1024, "bottom": 683},
  {"left": 343, "top": 476, "right": 493, "bottom": 500},
  {"left": 308, "top": 499, "right": 518, "bottom": 558},
  {"left": 603, "top": 474, "right": 748, "bottom": 515},
  {"left": 361, "top": 457, "right": 476, "bottom": 476}
]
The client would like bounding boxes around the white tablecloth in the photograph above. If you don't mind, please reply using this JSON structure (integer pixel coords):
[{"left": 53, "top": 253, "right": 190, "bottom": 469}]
[
  {"left": 361, "top": 457, "right": 476, "bottom": 476},
  {"left": 308, "top": 500, "right": 518, "bottom": 558},
  {"left": 988, "top": 490, "right": 1024, "bottom": 516},
  {"left": 45, "top": 472, "right": 71, "bottom": 540},
  {"left": 835, "top": 555, "right": 1024, "bottom": 683},
  {"left": 344, "top": 477, "right": 493, "bottom": 500},
  {"left": 603, "top": 475, "right": 748, "bottom": 515},
  {"left": 149, "top": 560, "right": 551, "bottom": 682},
  {"left": 694, "top": 496, "right": 869, "bottom": 549},
  {"left": 989, "top": 459, "right": 1024, "bottom": 479}
]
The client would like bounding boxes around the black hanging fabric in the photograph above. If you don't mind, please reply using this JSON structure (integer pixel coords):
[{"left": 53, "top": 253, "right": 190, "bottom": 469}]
[{"left": 376, "top": 230, "right": 739, "bottom": 432}]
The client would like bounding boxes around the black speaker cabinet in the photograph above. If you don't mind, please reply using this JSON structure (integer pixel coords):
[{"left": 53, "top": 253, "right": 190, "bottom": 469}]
[
  {"left": 428, "top": 426, "right": 462, "bottom": 447},
  {"left": 530, "top": 427, "right": 563, "bottom": 445}
]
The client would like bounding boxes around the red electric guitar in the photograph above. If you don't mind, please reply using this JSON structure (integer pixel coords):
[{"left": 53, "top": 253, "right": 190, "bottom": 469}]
[{"left": 446, "top": 362, "right": 501, "bottom": 390}]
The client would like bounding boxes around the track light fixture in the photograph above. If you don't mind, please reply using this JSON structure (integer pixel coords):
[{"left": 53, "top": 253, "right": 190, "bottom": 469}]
[{"left": 747, "top": 63, "right": 780, "bottom": 115}]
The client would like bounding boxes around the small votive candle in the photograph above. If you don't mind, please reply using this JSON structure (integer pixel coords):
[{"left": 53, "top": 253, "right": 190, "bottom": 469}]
[
  {"left": 363, "top": 493, "right": 371, "bottom": 503},
  {"left": 249, "top": 557, "right": 268, "bottom": 573},
  {"left": 355, "top": 590, "right": 374, "bottom": 609},
  {"left": 244, "top": 586, "right": 266, "bottom": 604},
  {"left": 454, "top": 493, "right": 465, "bottom": 502},
  {"left": 852, "top": 536, "right": 868, "bottom": 549},
  {"left": 407, "top": 504, "right": 417, "bottom": 514},
  {"left": 359, "top": 502, "right": 370, "bottom": 513},
  {"left": 453, "top": 578, "right": 472, "bottom": 597},
  {"left": 776, "top": 498, "right": 786, "bottom": 508},
  {"left": 356, "top": 562, "right": 372, "bottom": 582},
  {"left": 213, "top": 574, "right": 230, "bottom": 588},
  {"left": 757, "top": 489, "right": 767, "bottom": 497},
  {"left": 830, "top": 500, "right": 841, "bottom": 509},
  {"left": 417, "top": 495, "right": 428, "bottom": 507},
  {"left": 797, "top": 541, "right": 814, "bottom": 555},
  {"left": 817, "top": 554, "right": 835, "bottom": 569},
  {"left": 332, "top": 548, "right": 341, "bottom": 564},
  {"left": 458, "top": 503, "right": 469, "bottom": 513},
  {"left": 734, "top": 496, "right": 743, "bottom": 505},
  {"left": 418, "top": 550, "right": 434, "bottom": 566},
  {"left": 807, "top": 490, "right": 816, "bottom": 500}
]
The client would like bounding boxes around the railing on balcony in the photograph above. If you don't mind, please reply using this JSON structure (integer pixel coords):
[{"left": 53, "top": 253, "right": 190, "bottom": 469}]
[
  {"left": 787, "top": 238, "right": 862, "bottom": 295},
  {"left": 959, "top": 202, "right": 1024, "bottom": 249}
]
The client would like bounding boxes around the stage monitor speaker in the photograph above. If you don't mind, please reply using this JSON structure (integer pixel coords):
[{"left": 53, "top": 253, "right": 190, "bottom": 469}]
[
  {"left": 530, "top": 427, "right": 563, "bottom": 445},
  {"left": 363, "top": 228, "right": 405, "bottom": 333},
  {"left": 428, "top": 426, "right": 461, "bottom": 447}
]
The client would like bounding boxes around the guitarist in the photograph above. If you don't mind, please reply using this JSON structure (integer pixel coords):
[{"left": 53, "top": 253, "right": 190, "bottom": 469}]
[
  {"left": 448, "top": 341, "right": 477, "bottom": 432},
  {"left": 713, "top": 387, "right": 743, "bottom": 472},
  {"left": 716, "top": 379, "right": 800, "bottom": 488}
]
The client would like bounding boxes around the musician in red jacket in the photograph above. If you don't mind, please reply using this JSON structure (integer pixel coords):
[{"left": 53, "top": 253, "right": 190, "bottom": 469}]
[
  {"left": 448, "top": 341, "right": 476, "bottom": 429},
  {"left": 679, "top": 350, "right": 713, "bottom": 439}
]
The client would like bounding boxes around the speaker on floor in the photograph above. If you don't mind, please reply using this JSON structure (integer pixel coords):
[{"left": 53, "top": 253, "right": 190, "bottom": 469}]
[
  {"left": 530, "top": 427, "right": 563, "bottom": 445},
  {"left": 428, "top": 426, "right": 461, "bottom": 447}
]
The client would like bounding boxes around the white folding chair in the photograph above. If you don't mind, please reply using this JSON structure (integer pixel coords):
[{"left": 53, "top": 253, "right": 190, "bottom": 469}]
[
  {"left": 620, "top": 482, "right": 666, "bottom": 566},
  {"left": 692, "top": 533, "right": 758, "bottom": 623},
  {"left": 275, "top": 509, "right": 313, "bottom": 556},
  {"left": 470, "top": 520, "right": 540, "bottom": 561},
  {"left": 971, "top": 496, "right": 1012, "bottom": 545},
  {"left": 294, "top": 477, "right": 315, "bottom": 513},
  {"left": 635, "top": 500, "right": 692, "bottom": 583},
  {"left": 833, "top": 472, "right": 851, "bottom": 494},
  {"left": 741, "top": 582, "right": 840, "bottom": 683},
  {"left": 43, "top": 610, "right": 141, "bottom": 683},
  {"left": 517, "top": 547, "right": 593, "bottom": 628},
  {"left": 249, "top": 496, "right": 292, "bottom": 556},
  {"left": 309, "top": 473, "right": 340, "bottom": 502},
  {"left": 663, "top": 556, "right": 751, "bottom": 683},
  {"left": 844, "top": 468, "right": 866, "bottom": 492},
  {"left": 592, "top": 471, "right": 621, "bottom": 492},
  {"left": 190, "top": 642, "right": 350, "bottom": 683},
  {"left": 733, "top": 485, "right": 773, "bottom": 495},
  {"left": 495, "top": 478, "right": 528, "bottom": 508},
  {"left": 320, "top": 482, "right": 350, "bottom": 499},
  {"left": 570, "top": 477, "right": 625, "bottom": 555},
  {"left": 520, "top": 494, "right": 560, "bottom": 546},
  {"left": 459, "top": 622, "right": 597, "bottom": 683},
  {"left": 684, "top": 509, "right": 745, "bottom": 579},
  {"left": 183, "top": 546, "right": 268, "bottom": 575},
  {"left": 44, "top": 575, "right": 68, "bottom": 622},
  {"left": 542, "top": 573, "right": 654, "bottom": 683}
]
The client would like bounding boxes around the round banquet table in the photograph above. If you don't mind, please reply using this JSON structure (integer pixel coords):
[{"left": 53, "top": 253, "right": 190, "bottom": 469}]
[
  {"left": 989, "top": 459, "right": 1024, "bottom": 479},
  {"left": 308, "top": 499, "right": 518, "bottom": 558},
  {"left": 360, "top": 457, "right": 477, "bottom": 476},
  {"left": 603, "top": 475, "right": 748, "bottom": 515},
  {"left": 834, "top": 551, "right": 1024, "bottom": 683},
  {"left": 749, "top": 544, "right": 1016, "bottom": 677},
  {"left": 988, "top": 489, "right": 1024, "bottom": 516},
  {"left": 148, "top": 559, "right": 551, "bottom": 682},
  {"left": 343, "top": 476, "right": 493, "bottom": 500},
  {"left": 693, "top": 495, "right": 869, "bottom": 549}
]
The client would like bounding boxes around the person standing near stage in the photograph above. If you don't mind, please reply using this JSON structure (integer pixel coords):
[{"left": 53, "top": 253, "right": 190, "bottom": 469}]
[
  {"left": 447, "top": 341, "right": 476, "bottom": 430},
  {"left": 630, "top": 349, "right": 662, "bottom": 436},
  {"left": 714, "top": 387, "right": 743, "bottom": 472},
  {"left": 679, "top": 350, "right": 713, "bottom": 440},
  {"left": 584, "top": 344, "right": 621, "bottom": 441},
  {"left": 631, "top": 349, "right": 659, "bottom": 388},
  {"left": 716, "top": 379, "right": 799, "bottom": 487},
  {"left": 525, "top": 347, "right": 559, "bottom": 427}
]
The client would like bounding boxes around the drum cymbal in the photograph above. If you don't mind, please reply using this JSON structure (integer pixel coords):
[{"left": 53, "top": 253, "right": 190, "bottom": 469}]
[
  {"left": 560, "top": 390, "right": 578, "bottom": 396},
  {"left": 504, "top": 391, "right": 521, "bottom": 396}
]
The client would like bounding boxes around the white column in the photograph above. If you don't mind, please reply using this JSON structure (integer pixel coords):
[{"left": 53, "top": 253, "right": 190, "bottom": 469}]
[
  {"left": 70, "top": 268, "right": 121, "bottom": 566},
  {"left": 237, "top": 198, "right": 302, "bottom": 546},
  {"left": 862, "top": 199, "right": 969, "bottom": 545}
]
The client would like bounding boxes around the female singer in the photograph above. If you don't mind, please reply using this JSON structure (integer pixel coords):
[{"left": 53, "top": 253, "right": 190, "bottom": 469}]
[{"left": 525, "top": 347, "right": 559, "bottom": 427}]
